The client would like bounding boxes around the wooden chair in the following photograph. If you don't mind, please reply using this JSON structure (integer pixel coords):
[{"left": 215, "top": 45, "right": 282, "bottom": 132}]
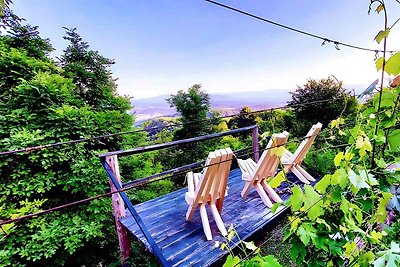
[
  {"left": 281, "top": 122, "right": 322, "bottom": 184},
  {"left": 238, "top": 132, "right": 289, "bottom": 208},
  {"left": 185, "top": 148, "right": 233, "bottom": 240}
]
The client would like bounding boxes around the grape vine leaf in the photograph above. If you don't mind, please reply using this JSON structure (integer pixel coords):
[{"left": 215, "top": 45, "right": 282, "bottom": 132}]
[
  {"left": 269, "top": 171, "right": 286, "bottom": 188},
  {"left": 385, "top": 52, "right": 400, "bottom": 76},
  {"left": 388, "top": 129, "right": 400, "bottom": 152},
  {"left": 376, "top": 192, "right": 393, "bottom": 223},
  {"left": 271, "top": 201, "right": 283, "bottom": 213},
  {"left": 223, "top": 255, "right": 241, "bottom": 267},
  {"left": 373, "top": 242, "right": 400, "bottom": 267},
  {"left": 376, "top": 57, "right": 385, "bottom": 71},
  {"left": 375, "top": 28, "right": 390, "bottom": 44},
  {"left": 315, "top": 174, "right": 331, "bottom": 194},
  {"left": 331, "top": 168, "right": 348, "bottom": 189},
  {"left": 334, "top": 152, "right": 344, "bottom": 167},
  {"left": 243, "top": 241, "right": 258, "bottom": 251},
  {"left": 303, "top": 185, "right": 323, "bottom": 220},
  {"left": 356, "top": 136, "right": 372, "bottom": 157},
  {"left": 289, "top": 185, "right": 304, "bottom": 211}
]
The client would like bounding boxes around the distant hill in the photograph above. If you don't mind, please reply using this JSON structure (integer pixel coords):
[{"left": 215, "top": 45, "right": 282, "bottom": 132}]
[
  {"left": 132, "top": 89, "right": 292, "bottom": 124},
  {"left": 131, "top": 85, "right": 366, "bottom": 124}
]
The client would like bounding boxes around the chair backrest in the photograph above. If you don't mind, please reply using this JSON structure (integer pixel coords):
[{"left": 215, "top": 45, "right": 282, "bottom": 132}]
[
  {"left": 251, "top": 131, "right": 289, "bottom": 182},
  {"left": 214, "top": 148, "right": 233, "bottom": 202},
  {"left": 195, "top": 148, "right": 233, "bottom": 203},
  {"left": 290, "top": 122, "right": 322, "bottom": 164}
]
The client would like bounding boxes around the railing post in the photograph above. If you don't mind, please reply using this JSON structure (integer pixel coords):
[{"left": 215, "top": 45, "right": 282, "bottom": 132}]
[
  {"left": 252, "top": 125, "right": 260, "bottom": 163},
  {"left": 106, "top": 155, "right": 131, "bottom": 264}
]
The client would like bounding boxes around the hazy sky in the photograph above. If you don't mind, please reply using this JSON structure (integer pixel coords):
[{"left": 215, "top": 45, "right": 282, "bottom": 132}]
[{"left": 12, "top": 0, "right": 400, "bottom": 99}]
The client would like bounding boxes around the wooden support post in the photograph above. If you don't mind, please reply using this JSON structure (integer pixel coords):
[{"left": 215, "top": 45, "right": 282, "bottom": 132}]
[
  {"left": 252, "top": 126, "right": 260, "bottom": 163},
  {"left": 106, "top": 155, "right": 131, "bottom": 264}
]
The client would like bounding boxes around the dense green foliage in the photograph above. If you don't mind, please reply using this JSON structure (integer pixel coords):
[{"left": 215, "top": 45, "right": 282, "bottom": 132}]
[
  {"left": 161, "top": 84, "right": 221, "bottom": 168},
  {"left": 228, "top": 106, "right": 259, "bottom": 130},
  {"left": 0, "top": 13, "right": 147, "bottom": 266},
  {"left": 167, "top": 84, "right": 212, "bottom": 139},
  {"left": 289, "top": 77, "right": 357, "bottom": 135}
]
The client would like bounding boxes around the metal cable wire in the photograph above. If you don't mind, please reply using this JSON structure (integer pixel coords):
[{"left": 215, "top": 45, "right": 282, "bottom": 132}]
[{"left": 205, "top": 0, "right": 398, "bottom": 53}]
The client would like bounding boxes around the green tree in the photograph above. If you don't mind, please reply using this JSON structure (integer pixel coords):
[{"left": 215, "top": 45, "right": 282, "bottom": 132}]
[
  {"left": 167, "top": 84, "right": 212, "bottom": 139},
  {"left": 289, "top": 77, "right": 357, "bottom": 135},
  {"left": 162, "top": 84, "right": 217, "bottom": 167},
  {"left": 228, "top": 106, "right": 259, "bottom": 130},
  {"left": 0, "top": 16, "right": 156, "bottom": 266},
  {"left": 59, "top": 27, "right": 128, "bottom": 112}
]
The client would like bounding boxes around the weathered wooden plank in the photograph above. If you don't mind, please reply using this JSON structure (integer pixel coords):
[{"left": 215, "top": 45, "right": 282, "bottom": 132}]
[
  {"left": 105, "top": 156, "right": 131, "bottom": 263},
  {"left": 119, "top": 168, "right": 311, "bottom": 267}
]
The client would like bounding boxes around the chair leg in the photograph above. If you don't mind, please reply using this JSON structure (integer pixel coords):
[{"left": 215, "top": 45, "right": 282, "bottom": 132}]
[
  {"left": 199, "top": 204, "right": 212, "bottom": 241},
  {"left": 210, "top": 203, "right": 228, "bottom": 237},
  {"left": 296, "top": 165, "right": 315, "bottom": 182},
  {"left": 186, "top": 205, "right": 195, "bottom": 221},
  {"left": 262, "top": 181, "right": 282, "bottom": 203},
  {"left": 290, "top": 165, "right": 310, "bottom": 184},
  {"left": 254, "top": 183, "right": 273, "bottom": 207},
  {"left": 216, "top": 198, "right": 223, "bottom": 213},
  {"left": 241, "top": 181, "right": 252, "bottom": 198}
]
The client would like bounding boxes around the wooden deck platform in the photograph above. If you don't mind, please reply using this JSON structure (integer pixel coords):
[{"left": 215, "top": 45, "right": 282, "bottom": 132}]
[{"left": 120, "top": 168, "right": 303, "bottom": 267}]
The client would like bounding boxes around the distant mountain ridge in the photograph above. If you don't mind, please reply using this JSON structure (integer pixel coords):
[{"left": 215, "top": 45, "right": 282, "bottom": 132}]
[
  {"left": 131, "top": 85, "right": 366, "bottom": 124},
  {"left": 132, "top": 89, "right": 292, "bottom": 124}
]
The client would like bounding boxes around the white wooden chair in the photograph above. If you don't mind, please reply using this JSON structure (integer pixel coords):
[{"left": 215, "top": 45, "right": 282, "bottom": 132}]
[
  {"left": 185, "top": 148, "right": 233, "bottom": 240},
  {"left": 281, "top": 123, "right": 322, "bottom": 184},
  {"left": 238, "top": 132, "right": 289, "bottom": 208}
]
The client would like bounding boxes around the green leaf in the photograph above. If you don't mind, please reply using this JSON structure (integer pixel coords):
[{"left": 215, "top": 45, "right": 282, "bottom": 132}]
[
  {"left": 348, "top": 169, "right": 376, "bottom": 191},
  {"left": 271, "top": 201, "right": 283, "bottom": 213},
  {"left": 331, "top": 186, "right": 343, "bottom": 203},
  {"left": 223, "top": 255, "right": 241, "bottom": 267},
  {"left": 330, "top": 118, "right": 340, "bottom": 129},
  {"left": 290, "top": 240, "right": 306, "bottom": 264},
  {"left": 303, "top": 185, "right": 323, "bottom": 220},
  {"left": 349, "top": 124, "right": 361, "bottom": 143},
  {"left": 334, "top": 152, "right": 344, "bottom": 167},
  {"left": 260, "top": 255, "right": 282, "bottom": 267},
  {"left": 289, "top": 185, "right": 304, "bottom": 211},
  {"left": 297, "top": 226, "right": 311, "bottom": 245},
  {"left": 315, "top": 174, "right": 331, "bottom": 194},
  {"left": 369, "top": 230, "right": 383, "bottom": 244},
  {"left": 373, "top": 242, "right": 400, "bottom": 267},
  {"left": 269, "top": 171, "right": 286, "bottom": 188},
  {"left": 375, "top": 28, "right": 390, "bottom": 44},
  {"left": 358, "top": 251, "right": 375, "bottom": 265},
  {"left": 343, "top": 241, "right": 358, "bottom": 258},
  {"left": 270, "top": 146, "right": 286, "bottom": 157},
  {"left": 356, "top": 136, "right": 372, "bottom": 157},
  {"left": 388, "top": 129, "right": 400, "bottom": 152},
  {"left": 376, "top": 57, "right": 385, "bottom": 71},
  {"left": 227, "top": 227, "right": 235, "bottom": 241},
  {"left": 376, "top": 192, "right": 393, "bottom": 223},
  {"left": 375, "top": 158, "right": 386, "bottom": 169},
  {"left": 332, "top": 168, "right": 348, "bottom": 188},
  {"left": 243, "top": 241, "right": 258, "bottom": 251},
  {"left": 386, "top": 52, "right": 400, "bottom": 76},
  {"left": 290, "top": 216, "right": 301, "bottom": 232}
]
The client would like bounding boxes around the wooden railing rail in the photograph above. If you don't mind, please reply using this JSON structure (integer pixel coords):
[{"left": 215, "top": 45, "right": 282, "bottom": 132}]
[{"left": 99, "top": 125, "right": 258, "bottom": 158}]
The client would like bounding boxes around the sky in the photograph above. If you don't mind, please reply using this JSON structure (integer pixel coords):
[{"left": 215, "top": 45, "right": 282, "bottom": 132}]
[{"left": 12, "top": 0, "right": 400, "bottom": 99}]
